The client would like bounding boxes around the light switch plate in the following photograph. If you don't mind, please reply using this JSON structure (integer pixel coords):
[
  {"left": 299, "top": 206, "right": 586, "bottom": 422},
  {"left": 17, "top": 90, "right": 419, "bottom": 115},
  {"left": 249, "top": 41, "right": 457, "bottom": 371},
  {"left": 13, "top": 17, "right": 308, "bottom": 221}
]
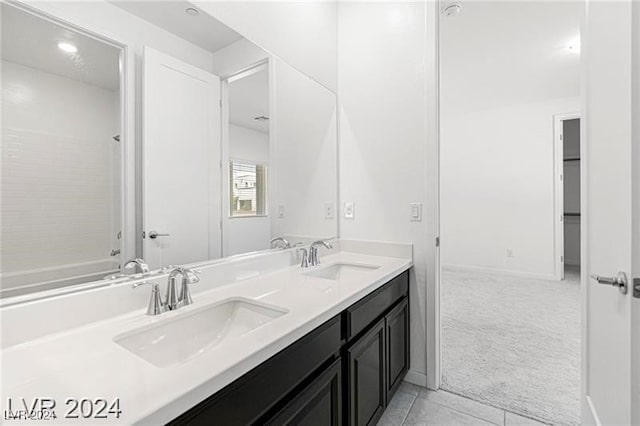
[
  {"left": 344, "top": 202, "right": 355, "bottom": 219},
  {"left": 324, "top": 202, "right": 335, "bottom": 219},
  {"left": 410, "top": 202, "right": 422, "bottom": 222},
  {"left": 278, "top": 204, "right": 285, "bottom": 218}
]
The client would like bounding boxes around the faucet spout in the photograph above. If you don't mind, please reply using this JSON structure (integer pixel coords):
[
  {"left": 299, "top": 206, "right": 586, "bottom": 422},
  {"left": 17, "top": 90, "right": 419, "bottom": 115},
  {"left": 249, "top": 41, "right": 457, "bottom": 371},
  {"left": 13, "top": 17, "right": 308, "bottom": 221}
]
[
  {"left": 166, "top": 267, "right": 200, "bottom": 310},
  {"left": 270, "top": 236, "right": 291, "bottom": 249},
  {"left": 124, "top": 258, "right": 150, "bottom": 275},
  {"left": 308, "top": 240, "right": 333, "bottom": 266}
]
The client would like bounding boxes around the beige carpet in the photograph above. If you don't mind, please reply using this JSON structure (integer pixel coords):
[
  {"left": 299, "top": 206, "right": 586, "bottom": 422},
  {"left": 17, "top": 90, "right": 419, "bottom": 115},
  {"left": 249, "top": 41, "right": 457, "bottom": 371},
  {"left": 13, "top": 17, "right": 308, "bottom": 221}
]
[{"left": 441, "top": 266, "right": 581, "bottom": 426}]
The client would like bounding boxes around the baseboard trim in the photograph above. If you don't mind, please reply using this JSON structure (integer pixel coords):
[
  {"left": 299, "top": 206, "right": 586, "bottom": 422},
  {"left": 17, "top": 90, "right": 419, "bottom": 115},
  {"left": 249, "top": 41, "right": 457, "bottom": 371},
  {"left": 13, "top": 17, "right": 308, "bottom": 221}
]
[
  {"left": 442, "top": 263, "right": 556, "bottom": 281},
  {"left": 404, "top": 369, "right": 428, "bottom": 388}
]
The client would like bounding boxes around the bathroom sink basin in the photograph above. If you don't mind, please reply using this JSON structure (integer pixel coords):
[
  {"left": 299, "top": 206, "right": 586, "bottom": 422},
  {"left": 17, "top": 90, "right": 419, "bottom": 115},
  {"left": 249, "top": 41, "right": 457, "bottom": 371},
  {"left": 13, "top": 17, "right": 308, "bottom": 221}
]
[
  {"left": 304, "top": 263, "right": 381, "bottom": 281},
  {"left": 114, "top": 298, "right": 288, "bottom": 367}
]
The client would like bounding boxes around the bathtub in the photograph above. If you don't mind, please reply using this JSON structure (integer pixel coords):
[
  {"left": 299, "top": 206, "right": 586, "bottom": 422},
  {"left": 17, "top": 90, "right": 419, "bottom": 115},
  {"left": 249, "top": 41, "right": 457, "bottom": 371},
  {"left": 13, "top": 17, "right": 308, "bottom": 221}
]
[{"left": 0, "top": 259, "right": 121, "bottom": 299}]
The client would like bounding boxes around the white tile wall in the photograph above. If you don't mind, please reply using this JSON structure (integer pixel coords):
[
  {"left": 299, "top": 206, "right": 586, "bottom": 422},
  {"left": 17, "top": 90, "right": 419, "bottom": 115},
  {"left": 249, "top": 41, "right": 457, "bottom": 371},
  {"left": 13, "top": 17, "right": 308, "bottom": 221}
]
[{"left": 1, "top": 60, "right": 120, "bottom": 282}]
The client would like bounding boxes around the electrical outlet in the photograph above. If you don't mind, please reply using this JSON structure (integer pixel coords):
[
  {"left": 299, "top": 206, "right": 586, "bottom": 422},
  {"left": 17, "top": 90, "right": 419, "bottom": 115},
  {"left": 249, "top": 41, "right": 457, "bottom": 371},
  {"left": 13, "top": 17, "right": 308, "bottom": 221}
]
[
  {"left": 506, "top": 249, "right": 514, "bottom": 258},
  {"left": 344, "top": 202, "right": 355, "bottom": 219},
  {"left": 324, "top": 202, "right": 334, "bottom": 219},
  {"left": 278, "top": 204, "right": 285, "bottom": 218}
]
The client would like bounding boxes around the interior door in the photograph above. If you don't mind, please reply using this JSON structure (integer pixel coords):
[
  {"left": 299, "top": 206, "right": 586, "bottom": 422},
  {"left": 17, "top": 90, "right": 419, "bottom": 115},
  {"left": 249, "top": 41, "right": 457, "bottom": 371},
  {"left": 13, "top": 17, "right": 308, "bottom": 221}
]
[
  {"left": 142, "top": 47, "right": 221, "bottom": 269},
  {"left": 582, "top": 1, "right": 638, "bottom": 424}
]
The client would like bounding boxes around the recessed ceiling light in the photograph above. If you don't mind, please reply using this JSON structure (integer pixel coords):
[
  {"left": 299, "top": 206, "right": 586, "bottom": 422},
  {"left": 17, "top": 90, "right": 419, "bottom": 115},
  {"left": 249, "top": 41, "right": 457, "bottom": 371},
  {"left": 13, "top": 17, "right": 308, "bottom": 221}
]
[
  {"left": 185, "top": 7, "right": 199, "bottom": 16},
  {"left": 58, "top": 42, "right": 77, "bottom": 54},
  {"left": 442, "top": 3, "right": 462, "bottom": 17}
]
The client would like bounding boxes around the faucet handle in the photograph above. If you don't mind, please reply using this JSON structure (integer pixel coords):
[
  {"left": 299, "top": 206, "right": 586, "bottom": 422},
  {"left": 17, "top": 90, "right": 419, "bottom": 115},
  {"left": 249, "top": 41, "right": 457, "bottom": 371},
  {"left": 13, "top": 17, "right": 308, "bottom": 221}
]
[
  {"left": 133, "top": 281, "right": 166, "bottom": 316},
  {"left": 178, "top": 270, "right": 199, "bottom": 307},
  {"left": 184, "top": 269, "right": 200, "bottom": 284},
  {"left": 297, "top": 247, "right": 309, "bottom": 268}
]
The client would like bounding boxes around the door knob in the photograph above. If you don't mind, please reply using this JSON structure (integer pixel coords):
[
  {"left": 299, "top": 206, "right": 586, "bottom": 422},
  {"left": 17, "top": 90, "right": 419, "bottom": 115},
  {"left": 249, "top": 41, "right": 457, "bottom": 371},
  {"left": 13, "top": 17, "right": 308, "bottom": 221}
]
[
  {"left": 590, "top": 272, "right": 628, "bottom": 294},
  {"left": 148, "top": 230, "right": 170, "bottom": 239}
]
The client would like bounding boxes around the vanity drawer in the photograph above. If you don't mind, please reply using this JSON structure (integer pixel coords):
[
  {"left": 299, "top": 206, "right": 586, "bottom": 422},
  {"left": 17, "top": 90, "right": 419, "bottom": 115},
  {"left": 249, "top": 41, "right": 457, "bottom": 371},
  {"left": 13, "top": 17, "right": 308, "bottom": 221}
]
[
  {"left": 345, "top": 271, "right": 409, "bottom": 340},
  {"left": 170, "top": 315, "right": 341, "bottom": 425}
]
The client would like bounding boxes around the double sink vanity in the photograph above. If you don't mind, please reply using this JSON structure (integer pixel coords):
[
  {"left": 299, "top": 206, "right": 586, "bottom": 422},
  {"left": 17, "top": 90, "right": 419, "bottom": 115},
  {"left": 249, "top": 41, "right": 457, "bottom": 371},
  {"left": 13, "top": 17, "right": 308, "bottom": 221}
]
[
  {"left": 1, "top": 2, "right": 415, "bottom": 425},
  {"left": 2, "top": 240, "right": 412, "bottom": 425}
]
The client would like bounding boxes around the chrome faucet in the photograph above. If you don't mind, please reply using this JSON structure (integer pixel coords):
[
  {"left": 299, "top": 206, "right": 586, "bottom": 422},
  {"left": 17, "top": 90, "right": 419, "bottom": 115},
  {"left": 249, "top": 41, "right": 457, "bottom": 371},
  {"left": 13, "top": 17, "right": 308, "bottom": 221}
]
[
  {"left": 133, "top": 266, "right": 200, "bottom": 315},
  {"left": 297, "top": 247, "right": 310, "bottom": 268},
  {"left": 166, "top": 266, "right": 200, "bottom": 310},
  {"left": 308, "top": 240, "right": 333, "bottom": 266},
  {"left": 270, "top": 236, "right": 291, "bottom": 249},
  {"left": 123, "top": 258, "right": 150, "bottom": 275}
]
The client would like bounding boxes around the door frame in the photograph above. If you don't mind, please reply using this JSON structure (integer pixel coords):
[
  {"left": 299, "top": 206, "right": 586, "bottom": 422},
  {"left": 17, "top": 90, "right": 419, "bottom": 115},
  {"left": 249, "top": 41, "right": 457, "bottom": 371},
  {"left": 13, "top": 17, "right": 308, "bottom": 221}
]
[
  {"left": 553, "top": 112, "right": 581, "bottom": 281},
  {"left": 430, "top": 0, "right": 589, "bottom": 396}
]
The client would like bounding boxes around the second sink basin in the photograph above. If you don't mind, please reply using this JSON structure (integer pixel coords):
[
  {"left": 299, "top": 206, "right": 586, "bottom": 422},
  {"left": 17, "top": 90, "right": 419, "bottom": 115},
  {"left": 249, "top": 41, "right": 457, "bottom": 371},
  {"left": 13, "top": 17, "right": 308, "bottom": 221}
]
[
  {"left": 114, "top": 298, "right": 288, "bottom": 368},
  {"left": 304, "top": 262, "right": 381, "bottom": 281}
]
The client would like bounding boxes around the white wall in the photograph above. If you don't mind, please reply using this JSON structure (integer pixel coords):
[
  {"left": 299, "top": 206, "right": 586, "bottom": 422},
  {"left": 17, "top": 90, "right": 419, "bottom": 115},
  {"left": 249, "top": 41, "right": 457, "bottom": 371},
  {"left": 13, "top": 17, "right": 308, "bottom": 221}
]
[
  {"left": 197, "top": 1, "right": 337, "bottom": 91},
  {"left": 223, "top": 124, "right": 271, "bottom": 256},
  {"left": 338, "top": 2, "right": 429, "bottom": 385},
  {"left": 271, "top": 58, "right": 338, "bottom": 241},
  {"left": 440, "top": 97, "right": 579, "bottom": 277},
  {"left": 1, "top": 60, "right": 119, "bottom": 279}
]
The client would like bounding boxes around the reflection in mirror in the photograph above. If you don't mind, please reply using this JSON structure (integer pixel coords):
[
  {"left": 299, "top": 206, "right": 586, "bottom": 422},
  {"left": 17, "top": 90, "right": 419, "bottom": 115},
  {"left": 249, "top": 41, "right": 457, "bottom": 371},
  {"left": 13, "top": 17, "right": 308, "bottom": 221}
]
[
  {"left": 271, "top": 58, "right": 338, "bottom": 244},
  {"left": 0, "top": 3, "right": 123, "bottom": 298},
  {"left": 1, "top": 1, "right": 338, "bottom": 301},
  {"left": 223, "top": 63, "right": 271, "bottom": 256},
  {"left": 131, "top": 1, "right": 338, "bottom": 268}
]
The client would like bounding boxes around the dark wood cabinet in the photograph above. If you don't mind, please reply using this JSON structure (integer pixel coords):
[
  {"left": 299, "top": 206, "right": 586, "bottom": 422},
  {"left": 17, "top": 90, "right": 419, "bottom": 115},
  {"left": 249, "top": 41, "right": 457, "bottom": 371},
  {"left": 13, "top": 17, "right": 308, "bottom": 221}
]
[
  {"left": 266, "top": 358, "right": 342, "bottom": 426},
  {"left": 170, "top": 270, "right": 410, "bottom": 426},
  {"left": 347, "top": 320, "right": 386, "bottom": 426},
  {"left": 345, "top": 295, "right": 410, "bottom": 426},
  {"left": 385, "top": 298, "right": 409, "bottom": 402}
]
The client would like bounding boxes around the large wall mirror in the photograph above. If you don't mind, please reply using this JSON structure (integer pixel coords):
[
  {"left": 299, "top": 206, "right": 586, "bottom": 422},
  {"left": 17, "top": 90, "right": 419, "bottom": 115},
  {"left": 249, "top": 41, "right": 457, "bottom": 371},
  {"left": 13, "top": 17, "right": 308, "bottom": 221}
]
[{"left": 0, "top": 1, "right": 338, "bottom": 301}]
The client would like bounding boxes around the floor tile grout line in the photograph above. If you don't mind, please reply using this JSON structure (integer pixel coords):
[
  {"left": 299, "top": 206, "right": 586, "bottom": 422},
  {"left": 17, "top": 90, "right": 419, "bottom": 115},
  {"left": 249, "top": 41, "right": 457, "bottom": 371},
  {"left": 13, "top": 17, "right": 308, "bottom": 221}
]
[
  {"left": 436, "top": 387, "right": 509, "bottom": 414},
  {"left": 413, "top": 392, "right": 504, "bottom": 426},
  {"left": 504, "top": 409, "right": 552, "bottom": 426},
  {"left": 438, "top": 387, "right": 551, "bottom": 425},
  {"left": 400, "top": 393, "right": 419, "bottom": 425}
]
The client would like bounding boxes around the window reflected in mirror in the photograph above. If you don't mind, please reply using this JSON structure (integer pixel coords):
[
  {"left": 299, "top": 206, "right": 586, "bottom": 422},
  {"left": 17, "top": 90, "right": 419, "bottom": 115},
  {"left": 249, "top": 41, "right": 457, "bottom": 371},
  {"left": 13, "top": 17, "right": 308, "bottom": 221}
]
[{"left": 230, "top": 162, "right": 267, "bottom": 217}]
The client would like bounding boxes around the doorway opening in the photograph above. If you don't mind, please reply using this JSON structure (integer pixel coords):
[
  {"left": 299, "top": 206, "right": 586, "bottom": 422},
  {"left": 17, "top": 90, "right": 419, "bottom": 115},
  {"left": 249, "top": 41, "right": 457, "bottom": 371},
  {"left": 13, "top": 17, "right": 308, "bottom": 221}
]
[
  {"left": 438, "top": 1, "right": 582, "bottom": 425},
  {"left": 555, "top": 114, "right": 582, "bottom": 282}
]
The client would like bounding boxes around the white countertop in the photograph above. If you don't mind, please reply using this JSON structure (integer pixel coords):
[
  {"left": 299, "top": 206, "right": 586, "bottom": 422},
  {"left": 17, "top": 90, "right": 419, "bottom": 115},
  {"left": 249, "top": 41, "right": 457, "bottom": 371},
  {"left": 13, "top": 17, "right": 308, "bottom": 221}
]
[{"left": 1, "top": 250, "right": 412, "bottom": 425}]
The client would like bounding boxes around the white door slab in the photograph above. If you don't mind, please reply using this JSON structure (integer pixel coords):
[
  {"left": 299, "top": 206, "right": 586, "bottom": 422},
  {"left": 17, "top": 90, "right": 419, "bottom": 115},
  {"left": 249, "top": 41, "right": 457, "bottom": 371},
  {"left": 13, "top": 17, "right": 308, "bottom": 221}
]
[
  {"left": 582, "top": 1, "right": 637, "bottom": 424},
  {"left": 142, "top": 47, "right": 221, "bottom": 269}
]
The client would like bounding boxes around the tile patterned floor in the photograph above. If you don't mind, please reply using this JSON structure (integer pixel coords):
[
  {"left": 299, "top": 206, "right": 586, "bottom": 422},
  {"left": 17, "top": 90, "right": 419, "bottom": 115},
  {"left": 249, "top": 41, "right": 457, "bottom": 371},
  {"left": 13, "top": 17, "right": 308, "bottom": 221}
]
[{"left": 378, "top": 382, "right": 548, "bottom": 426}]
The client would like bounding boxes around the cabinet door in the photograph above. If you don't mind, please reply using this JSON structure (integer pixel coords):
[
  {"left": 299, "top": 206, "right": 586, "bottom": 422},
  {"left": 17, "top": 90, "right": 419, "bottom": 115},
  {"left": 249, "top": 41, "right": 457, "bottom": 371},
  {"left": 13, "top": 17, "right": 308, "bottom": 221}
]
[
  {"left": 386, "top": 298, "right": 409, "bottom": 402},
  {"left": 266, "top": 358, "right": 342, "bottom": 426},
  {"left": 347, "top": 320, "right": 386, "bottom": 426}
]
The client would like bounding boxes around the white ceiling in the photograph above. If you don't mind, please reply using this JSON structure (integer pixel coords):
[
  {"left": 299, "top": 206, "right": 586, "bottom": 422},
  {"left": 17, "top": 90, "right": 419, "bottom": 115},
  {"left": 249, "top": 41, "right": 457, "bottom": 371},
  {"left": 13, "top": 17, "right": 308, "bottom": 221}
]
[
  {"left": 440, "top": 1, "right": 581, "bottom": 114},
  {"left": 1, "top": 3, "right": 121, "bottom": 91},
  {"left": 109, "top": 0, "right": 243, "bottom": 53},
  {"left": 229, "top": 67, "right": 269, "bottom": 134}
]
